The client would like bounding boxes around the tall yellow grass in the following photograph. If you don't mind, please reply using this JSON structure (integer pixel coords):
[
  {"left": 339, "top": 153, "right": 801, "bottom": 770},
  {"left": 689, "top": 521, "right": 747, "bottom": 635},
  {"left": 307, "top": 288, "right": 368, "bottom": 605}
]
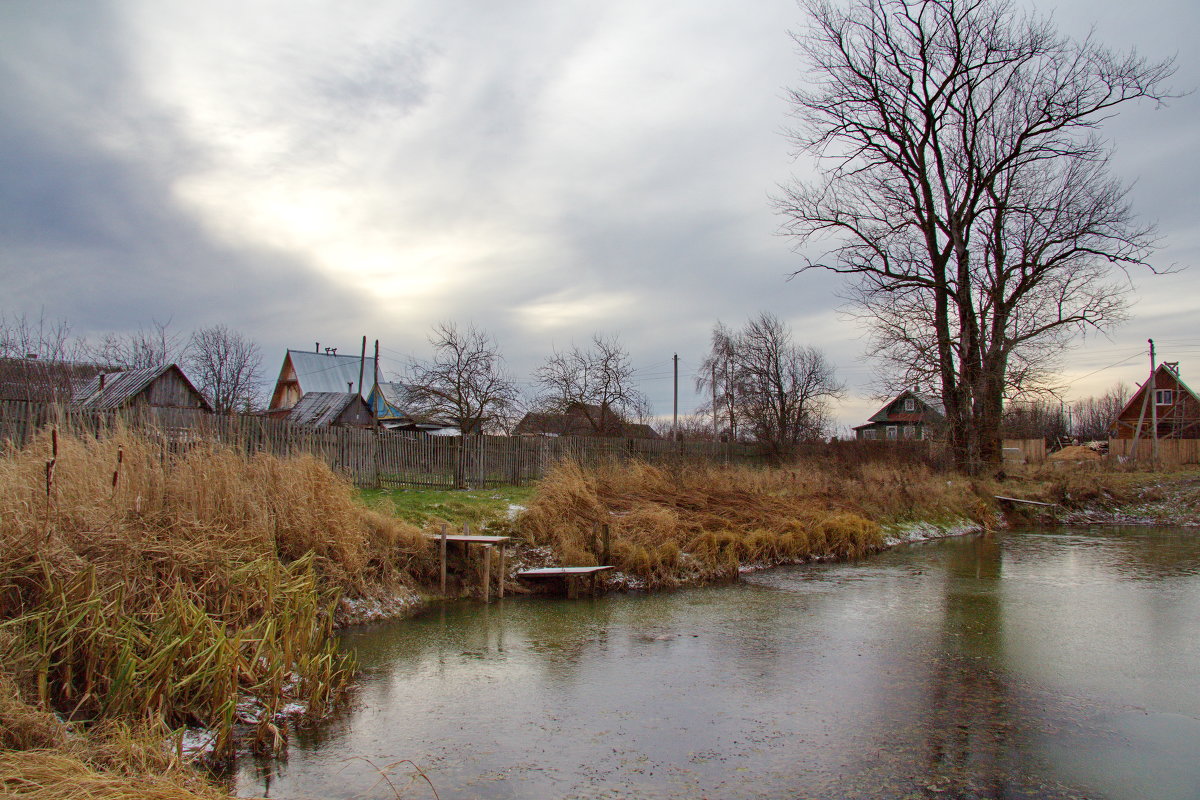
[
  {"left": 0, "top": 424, "right": 433, "bottom": 770},
  {"left": 518, "top": 460, "right": 987, "bottom": 586}
]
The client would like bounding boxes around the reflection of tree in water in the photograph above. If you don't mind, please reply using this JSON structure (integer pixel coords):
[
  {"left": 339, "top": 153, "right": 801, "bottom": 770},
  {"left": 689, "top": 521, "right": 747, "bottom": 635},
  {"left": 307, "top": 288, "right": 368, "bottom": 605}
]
[{"left": 855, "top": 535, "right": 1089, "bottom": 799}]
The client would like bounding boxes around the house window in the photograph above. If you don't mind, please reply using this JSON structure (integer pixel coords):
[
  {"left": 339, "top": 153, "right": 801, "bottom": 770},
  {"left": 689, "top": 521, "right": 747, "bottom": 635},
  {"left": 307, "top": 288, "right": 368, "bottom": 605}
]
[
  {"left": 886, "top": 426, "right": 899, "bottom": 440},
  {"left": 904, "top": 398, "right": 915, "bottom": 411},
  {"left": 902, "top": 425, "right": 915, "bottom": 439},
  {"left": 1155, "top": 389, "right": 1174, "bottom": 405},
  {"left": 863, "top": 429, "right": 877, "bottom": 440}
]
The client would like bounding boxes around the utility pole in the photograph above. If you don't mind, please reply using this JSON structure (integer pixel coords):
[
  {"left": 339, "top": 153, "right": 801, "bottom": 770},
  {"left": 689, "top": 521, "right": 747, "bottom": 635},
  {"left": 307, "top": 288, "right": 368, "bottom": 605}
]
[
  {"left": 357, "top": 335, "right": 367, "bottom": 397},
  {"left": 672, "top": 353, "right": 679, "bottom": 441},
  {"left": 1150, "top": 338, "right": 1159, "bottom": 464}
]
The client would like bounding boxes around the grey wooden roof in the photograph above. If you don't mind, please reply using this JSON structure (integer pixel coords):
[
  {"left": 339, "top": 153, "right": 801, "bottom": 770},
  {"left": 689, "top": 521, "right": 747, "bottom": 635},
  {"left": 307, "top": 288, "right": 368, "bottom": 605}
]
[
  {"left": 287, "top": 391, "right": 366, "bottom": 427},
  {"left": 285, "top": 350, "right": 377, "bottom": 398},
  {"left": 0, "top": 358, "right": 118, "bottom": 403},
  {"left": 72, "top": 364, "right": 211, "bottom": 411}
]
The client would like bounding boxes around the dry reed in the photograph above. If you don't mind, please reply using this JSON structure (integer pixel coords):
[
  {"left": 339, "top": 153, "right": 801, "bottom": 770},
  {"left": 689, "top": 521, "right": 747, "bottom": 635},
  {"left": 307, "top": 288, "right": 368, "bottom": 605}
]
[
  {"left": 0, "top": 422, "right": 434, "bottom": 797},
  {"left": 518, "top": 460, "right": 987, "bottom": 586}
]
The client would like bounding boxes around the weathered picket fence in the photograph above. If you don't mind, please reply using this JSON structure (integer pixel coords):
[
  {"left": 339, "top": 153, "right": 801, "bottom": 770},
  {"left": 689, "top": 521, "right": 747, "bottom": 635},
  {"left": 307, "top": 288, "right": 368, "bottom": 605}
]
[{"left": 0, "top": 401, "right": 781, "bottom": 488}]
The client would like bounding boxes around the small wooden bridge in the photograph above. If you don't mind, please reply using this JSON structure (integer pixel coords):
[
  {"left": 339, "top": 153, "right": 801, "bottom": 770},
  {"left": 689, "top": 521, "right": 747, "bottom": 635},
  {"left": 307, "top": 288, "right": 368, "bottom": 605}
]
[{"left": 516, "top": 566, "right": 614, "bottom": 598}]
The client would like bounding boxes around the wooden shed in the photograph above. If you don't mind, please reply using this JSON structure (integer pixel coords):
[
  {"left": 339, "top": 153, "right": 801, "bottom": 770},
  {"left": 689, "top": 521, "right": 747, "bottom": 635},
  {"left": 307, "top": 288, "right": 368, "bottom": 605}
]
[
  {"left": 287, "top": 392, "right": 375, "bottom": 428},
  {"left": 72, "top": 364, "right": 212, "bottom": 411},
  {"left": 1110, "top": 362, "right": 1200, "bottom": 440}
]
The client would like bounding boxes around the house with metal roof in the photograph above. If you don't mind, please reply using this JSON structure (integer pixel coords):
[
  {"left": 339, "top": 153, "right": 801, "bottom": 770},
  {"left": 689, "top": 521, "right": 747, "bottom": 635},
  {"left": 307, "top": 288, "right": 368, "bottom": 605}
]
[
  {"left": 268, "top": 348, "right": 377, "bottom": 411},
  {"left": 853, "top": 390, "right": 944, "bottom": 441},
  {"left": 72, "top": 364, "right": 212, "bottom": 412},
  {"left": 287, "top": 391, "right": 374, "bottom": 428}
]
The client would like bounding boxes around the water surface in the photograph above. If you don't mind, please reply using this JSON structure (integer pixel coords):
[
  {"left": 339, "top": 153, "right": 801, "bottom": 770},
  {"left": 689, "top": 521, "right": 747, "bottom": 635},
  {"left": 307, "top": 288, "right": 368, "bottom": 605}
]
[{"left": 238, "top": 526, "right": 1200, "bottom": 799}]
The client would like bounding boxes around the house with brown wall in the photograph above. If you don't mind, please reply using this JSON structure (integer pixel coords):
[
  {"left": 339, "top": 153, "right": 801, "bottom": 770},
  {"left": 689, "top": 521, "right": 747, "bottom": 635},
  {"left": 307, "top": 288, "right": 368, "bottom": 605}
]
[{"left": 1110, "top": 362, "right": 1200, "bottom": 440}]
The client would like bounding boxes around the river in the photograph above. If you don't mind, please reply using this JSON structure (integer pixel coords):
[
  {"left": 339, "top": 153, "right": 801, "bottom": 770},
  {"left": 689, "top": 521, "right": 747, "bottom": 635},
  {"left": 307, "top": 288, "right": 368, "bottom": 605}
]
[{"left": 236, "top": 526, "right": 1200, "bottom": 799}]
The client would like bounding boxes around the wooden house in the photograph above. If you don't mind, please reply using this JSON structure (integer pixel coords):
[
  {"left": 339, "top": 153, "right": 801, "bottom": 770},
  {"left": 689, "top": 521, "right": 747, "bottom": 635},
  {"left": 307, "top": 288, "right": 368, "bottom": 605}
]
[
  {"left": 0, "top": 357, "right": 120, "bottom": 403},
  {"left": 268, "top": 348, "right": 377, "bottom": 411},
  {"left": 366, "top": 381, "right": 455, "bottom": 432},
  {"left": 72, "top": 364, "right": 212, "bottom": 412},
  {"left": 1110, "top": 362, "right": 1200, "bottom": 440},
  {"left": 514, "top": 402, "right": 661, "bottom": 439},
  {"left": 287, "top": 391, "right": 374, "bottom": 428},
  {"left": 853, "top": 390, "right": 944, "bottom": 441}
]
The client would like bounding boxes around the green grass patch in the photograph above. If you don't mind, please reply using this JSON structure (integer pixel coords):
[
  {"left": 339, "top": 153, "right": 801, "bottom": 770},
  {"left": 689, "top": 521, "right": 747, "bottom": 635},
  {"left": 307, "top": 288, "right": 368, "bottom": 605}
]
[{"left": 359, "top": 485, "right": 536, "bottom": 528}]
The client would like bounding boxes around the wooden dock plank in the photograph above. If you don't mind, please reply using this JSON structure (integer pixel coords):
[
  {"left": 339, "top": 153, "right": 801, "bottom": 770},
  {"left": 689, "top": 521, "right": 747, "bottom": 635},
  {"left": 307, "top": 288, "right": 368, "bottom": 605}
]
[{"left": 994, "top": 495, "right": 1058, "bottom": 507}]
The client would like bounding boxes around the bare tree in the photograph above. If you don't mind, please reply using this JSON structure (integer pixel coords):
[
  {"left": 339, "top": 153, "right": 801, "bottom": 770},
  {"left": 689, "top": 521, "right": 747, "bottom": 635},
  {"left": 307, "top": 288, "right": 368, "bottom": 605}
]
[
  {"left": 737, "top": 313, "right": 842, "bottom": 449},
  {"left": 698, "top": 314, "right": 842, "bottom": 452},
  {"left": 1001, "top": 400, "right": 1069, "bottom": 442},
  {"left": 0, "top": 310, "right": 89, "bottom": 361},
  {"left": 695, "top": 322, "right": 746, "bottom": 441},
  {"left": 777, "top": 0, "right": 1174, "bottom": 473},
  {"left": 184, "top": 325, "right": 263, "bottom": 413},
  {"left": 534, "top": 334, "right": 648, "bottom": 433},
  {"left": 92, "top": 319, "right": 184, "bottom": 369},
  {"left": 403, "top": 322, "right": 521, "bottom": 435},
  {"left": 1073, "top": 382, "right": 1131, "bottom": 441}
]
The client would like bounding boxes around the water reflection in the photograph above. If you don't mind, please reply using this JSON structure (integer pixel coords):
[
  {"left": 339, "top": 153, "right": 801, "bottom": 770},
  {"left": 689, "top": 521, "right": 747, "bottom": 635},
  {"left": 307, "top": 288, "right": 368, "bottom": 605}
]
[{"left": 237, "top": 527, "right": 1200, "bottom": 800}]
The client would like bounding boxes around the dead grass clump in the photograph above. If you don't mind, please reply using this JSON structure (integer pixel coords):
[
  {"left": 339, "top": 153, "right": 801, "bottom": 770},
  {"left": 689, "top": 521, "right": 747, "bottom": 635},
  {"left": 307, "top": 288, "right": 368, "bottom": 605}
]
[
  {"left": 0, "top": 672, "right": 67, "bottom": 751},
  {"left": 0, "top": 423, "right": 434, "bottom": 762},
  {"left": 0, "top": 750, "right": 236, "bottom": 800},
  {"left": 516, "top": 460, "right": 965, "bottom": 587}
]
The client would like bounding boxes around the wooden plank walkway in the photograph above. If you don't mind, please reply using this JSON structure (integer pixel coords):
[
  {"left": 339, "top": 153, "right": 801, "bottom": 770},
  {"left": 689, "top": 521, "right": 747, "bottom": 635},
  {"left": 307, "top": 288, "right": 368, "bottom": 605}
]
[
  {"left": 994, "top": 495, "right": 1058, "bottom": 508},
  {"left": 517, "top": 567, "right": 614, "bottom": 576},
  {"left": 517, "top": 566, "right": 614, "bottom": 598}
]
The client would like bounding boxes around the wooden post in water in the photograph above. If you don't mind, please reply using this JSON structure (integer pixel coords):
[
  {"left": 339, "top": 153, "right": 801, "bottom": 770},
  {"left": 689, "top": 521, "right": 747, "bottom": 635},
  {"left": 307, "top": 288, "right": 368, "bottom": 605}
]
[
  {"left": 439, "top": 522, "right": 448, "bottom": 595},
  {"left": 498, "top": 543, "right": 506, "bottom": 599},
  {"left": 482, "top": 545, "right": 492, "bottom": 603}
]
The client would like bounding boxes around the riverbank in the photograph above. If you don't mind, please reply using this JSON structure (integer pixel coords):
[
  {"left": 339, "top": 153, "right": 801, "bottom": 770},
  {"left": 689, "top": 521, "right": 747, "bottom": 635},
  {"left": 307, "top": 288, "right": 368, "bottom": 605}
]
[
  {"left": 0, "top": 426, "right": 435, "bottom": 799},
  {"left": 3, "top": 425, "right": 1196, "bottom": 800},
  {"left": 999, "top": 464, "right": 1200, "bottom": 526}
]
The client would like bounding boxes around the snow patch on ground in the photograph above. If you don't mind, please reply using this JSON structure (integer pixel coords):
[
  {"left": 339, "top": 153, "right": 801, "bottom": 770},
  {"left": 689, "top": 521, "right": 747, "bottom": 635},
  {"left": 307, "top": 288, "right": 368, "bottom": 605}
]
[
  {"left": 506, "top": 503, "right": 526, "bottom": 519},
  {"left": 336, "top": 591, "right": 425, "bottom": 627},
  {"left": 883, "top": 519, "right": 982, "bottom": 546},
  {"left": 178, "top": 728, "right": 217, "bottom": 760}
]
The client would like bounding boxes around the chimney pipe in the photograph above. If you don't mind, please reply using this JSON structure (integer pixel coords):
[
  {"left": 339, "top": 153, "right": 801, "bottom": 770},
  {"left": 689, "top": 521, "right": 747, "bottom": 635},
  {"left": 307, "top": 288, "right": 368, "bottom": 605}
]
[
  {"left": 99, "top": 373, "right": 106, "bottom": 391},
  {"left": 315, "top": 342, "right": 319, "bottom": 353}
]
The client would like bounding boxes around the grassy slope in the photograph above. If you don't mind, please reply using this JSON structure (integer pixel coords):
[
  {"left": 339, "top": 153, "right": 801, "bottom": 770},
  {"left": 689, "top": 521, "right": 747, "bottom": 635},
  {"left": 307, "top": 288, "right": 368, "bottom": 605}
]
[{"left": 359, "top": 485, "right": 536, "bottom": 528}]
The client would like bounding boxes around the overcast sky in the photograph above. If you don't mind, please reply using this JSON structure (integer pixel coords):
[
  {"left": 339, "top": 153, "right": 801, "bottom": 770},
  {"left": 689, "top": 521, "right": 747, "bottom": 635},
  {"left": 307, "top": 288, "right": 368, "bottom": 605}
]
[{"left": 1, "top": 0, "right": 1196, "bottom": 432}]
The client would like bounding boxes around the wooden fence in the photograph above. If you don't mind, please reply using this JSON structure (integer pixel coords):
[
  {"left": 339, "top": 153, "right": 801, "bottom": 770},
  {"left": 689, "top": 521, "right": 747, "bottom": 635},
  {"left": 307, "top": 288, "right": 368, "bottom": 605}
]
[
  {"left": 1, "top": 401, "right": 790, "bottom": 489},
  {"left": 1002, "top": 438, "right": 1047, "bottom": 465},
  {"left": 1107, "top": 438, "right": 1200, "bottom": 466}
]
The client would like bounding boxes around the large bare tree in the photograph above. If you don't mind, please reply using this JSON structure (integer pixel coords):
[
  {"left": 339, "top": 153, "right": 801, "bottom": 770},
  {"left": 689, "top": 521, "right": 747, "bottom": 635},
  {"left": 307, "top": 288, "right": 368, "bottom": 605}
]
[
  {"left": 92, "top": 319, "right": 184, "bottom": 369},
  {"left": 184, "top": 324, "right": 263, "bottom": 413},
  {"left": 534, "top": 334, "right": 649, "bottom": 433},
  {"left": 697, "top": 313, "right": 842, "bottom": 451},
  {"left": 777, "top": 0, "right": 1174, "bottom": 472},
  {"left": 403, "top": 322, "right": 520, "bottom": 435}
]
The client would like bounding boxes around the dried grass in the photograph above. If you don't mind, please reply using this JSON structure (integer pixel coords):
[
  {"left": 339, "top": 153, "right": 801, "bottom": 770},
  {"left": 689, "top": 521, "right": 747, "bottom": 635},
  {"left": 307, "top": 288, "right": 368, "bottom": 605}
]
[
  {"left": 0, "top": 423, "right": 435, "bottom": 779},
  {"left": 518, "top": 459, "right": 986, "bottom": 586}
]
